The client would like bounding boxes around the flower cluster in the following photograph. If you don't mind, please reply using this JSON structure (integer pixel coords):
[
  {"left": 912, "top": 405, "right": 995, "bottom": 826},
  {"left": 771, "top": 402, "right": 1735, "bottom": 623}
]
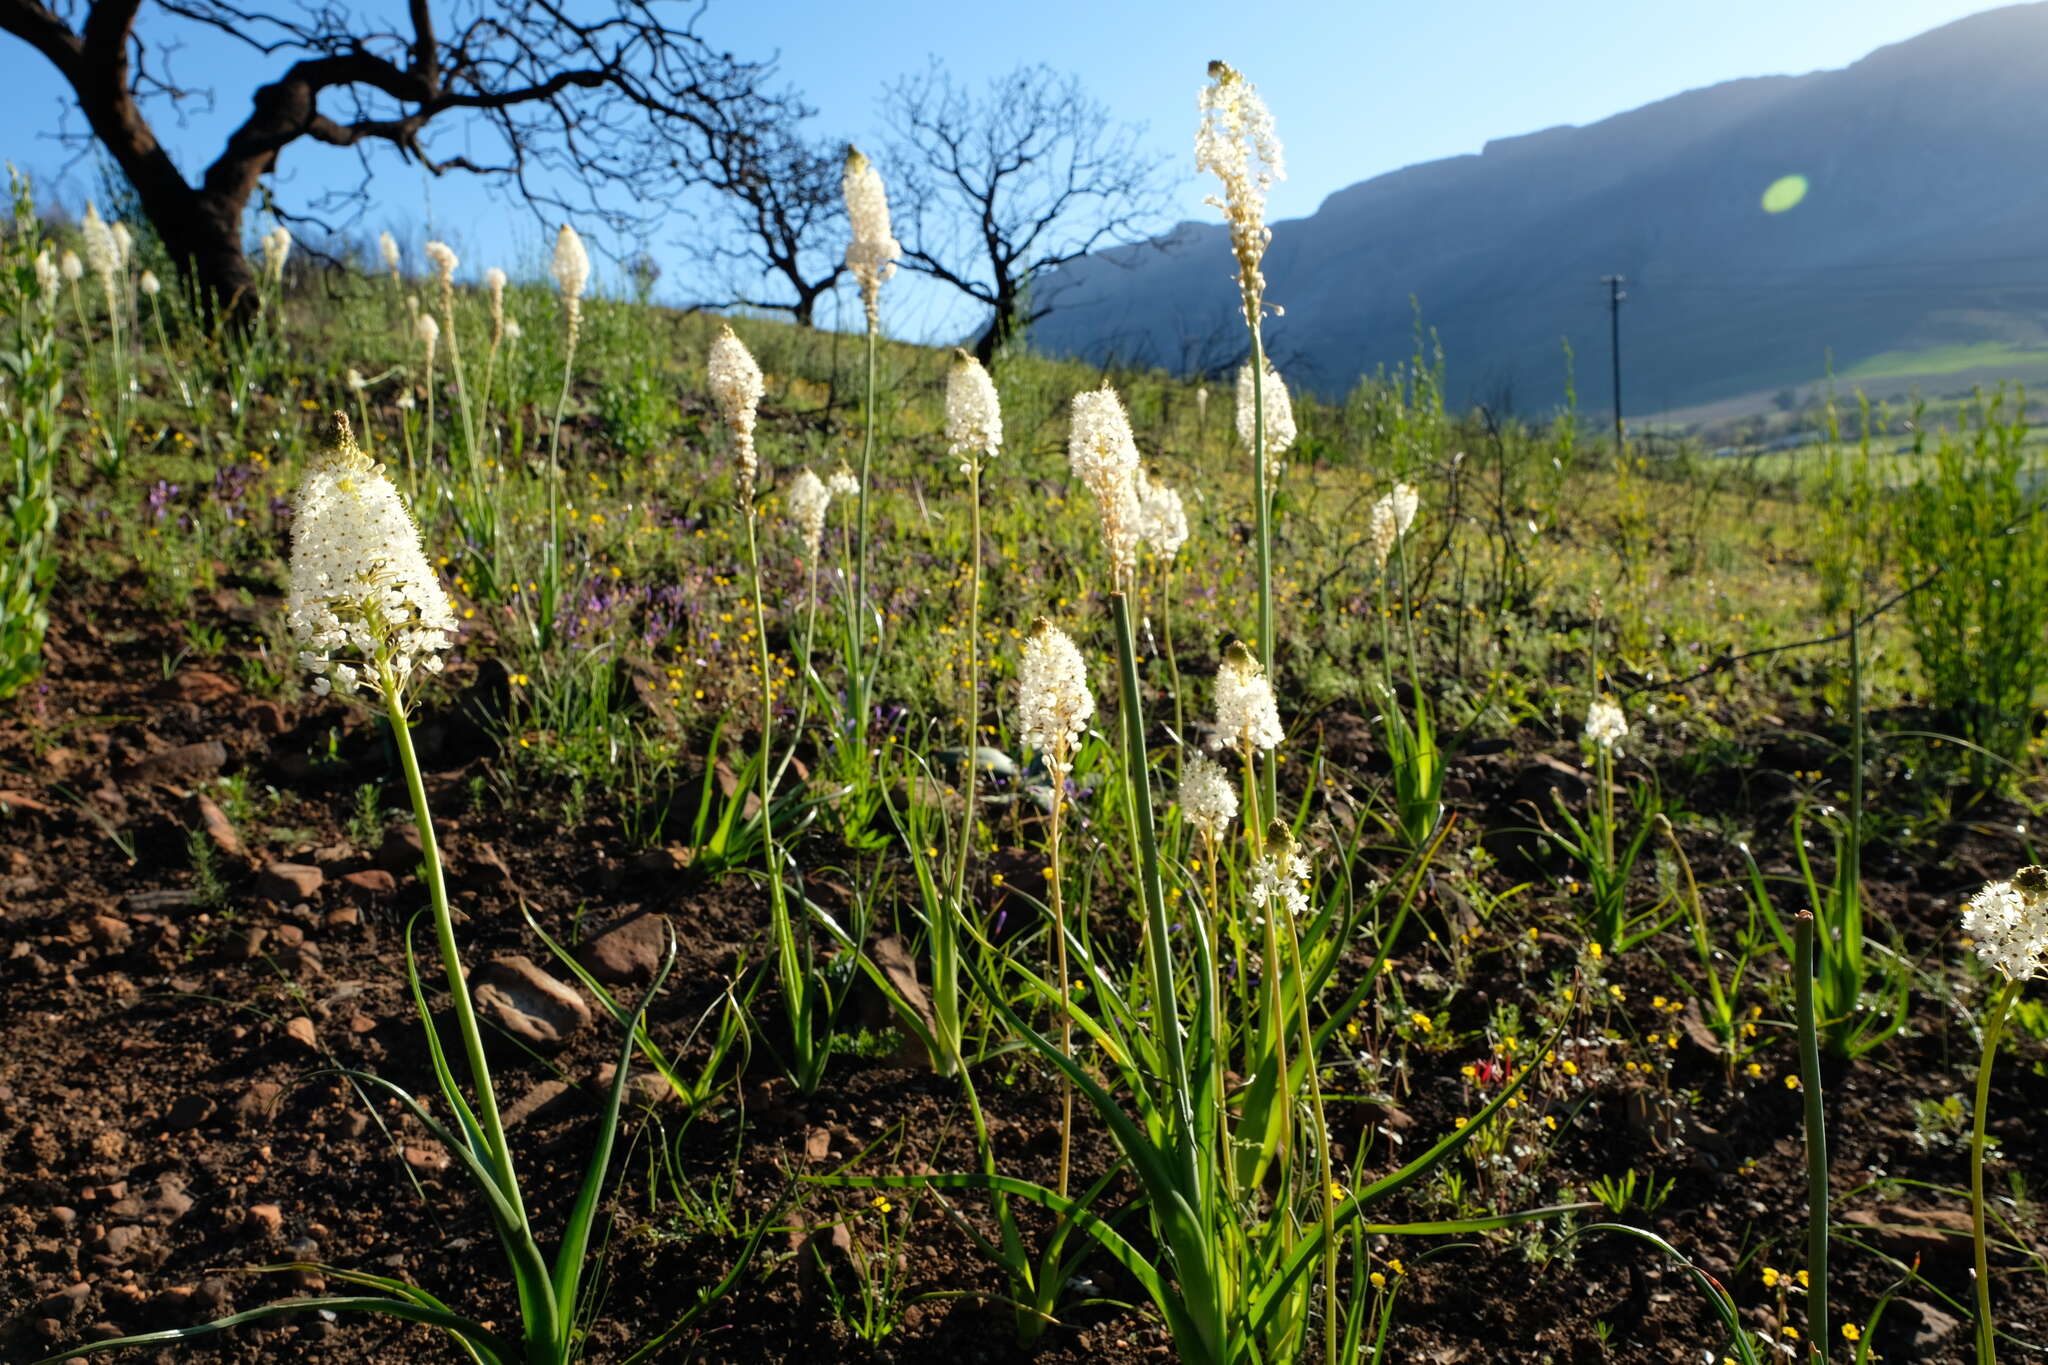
[
  {"left": 708, "top": 325, "right": 765, "bottom": 501},
  {"left": 485, "top": 267, "right": 508, "bottom": 338},
  {"left": 1178, "top": 750, "right": 1238, "bottom": 843},
  {"left": 1137, "top": 468, "right": 1190, "bottom": 562},
  {"left": 286, "top": 415, "right": 456, "bottom": 702},
  {"left": 1963, "top": 868, "right": 2048, "bottom": 982},
  {"left": 425, "top": 241, "right": 459, "bottom": 289},
  {"left": 1584, "top": 698, "right": 1628, "bottom": 754},
  {"left": 1069, "top": 386, "right": 1144, "bottom": 586},
  {"left": 945, "top": 350, "right": 1003, "bottom": 475},
  {"left": 1248, "top": 828, "right": 1311, "bottom": 925},
  {"left": 1018, "top": 618, "right": 1095, "bottom": 779},
  {"left": 80, "top": 203, "right": 118, "bottom": 282},
  {"left": 827, "top": 465, "right": 860, "bottom": 499},
  {"left": 786, "top": 468, "right": 832, "bottom": 560},
  {"left": 1368, "top": 481, "right": 1420, "bottom": 570},
  {"left": 1236, "top": 360, "right": 1296, "bottom": 472},
  {"left": 260, "top": 225, "right": 292, "bottom": 284},
  {"left": 552, "top": 224, "right": 590, "bottom": 347},
  {"left": 842, "top": 146, "right": 900, "bottom": 328},
  {"left": 1213, "top": 641, "right": 1284, "bottom": 752},
  {"left": 379, "top": 231, "right": 401, "bottom": 278},
  {"left": 1197, "top": 61, "right": 1285, "bottom": 328}
]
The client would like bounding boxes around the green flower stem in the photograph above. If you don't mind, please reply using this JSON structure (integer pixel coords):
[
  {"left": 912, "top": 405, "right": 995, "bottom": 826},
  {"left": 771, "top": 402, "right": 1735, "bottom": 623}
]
[
  {"left": 1972, "top": 976, "right": 2021, "bottom": 1365},
  {"left": 852, "top": 321, "right": 879, "bottom": 749},
  {"left": 1109, "top": 591, "right": 1195, "bottom": 1179},
  {"left": 379, "top": 669, "right": 524, "bottom": 1222},
  {"left": 1250, "top": 333, "right": 1278, "bottom": 826},
  {"left": 1793, "top": 911, "right": 1828, "bottom": 1354}
]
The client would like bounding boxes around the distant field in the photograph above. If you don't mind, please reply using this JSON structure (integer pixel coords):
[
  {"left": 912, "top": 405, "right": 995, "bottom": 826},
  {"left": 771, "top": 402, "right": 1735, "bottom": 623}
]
[{"left": 1840, "top": 340, "right": 2048, "bottom": 381}]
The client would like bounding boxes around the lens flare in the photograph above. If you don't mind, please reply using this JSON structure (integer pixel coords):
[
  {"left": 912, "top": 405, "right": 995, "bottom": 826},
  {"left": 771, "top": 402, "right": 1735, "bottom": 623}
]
[{"left": 1761, "top": 174, "right": 1809, "bottom": 214}]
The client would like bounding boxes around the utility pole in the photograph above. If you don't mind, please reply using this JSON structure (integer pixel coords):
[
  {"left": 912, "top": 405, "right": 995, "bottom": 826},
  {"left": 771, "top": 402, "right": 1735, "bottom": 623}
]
[{"left": 1602, "top": 274, "right": 1626, "bottom": 458}]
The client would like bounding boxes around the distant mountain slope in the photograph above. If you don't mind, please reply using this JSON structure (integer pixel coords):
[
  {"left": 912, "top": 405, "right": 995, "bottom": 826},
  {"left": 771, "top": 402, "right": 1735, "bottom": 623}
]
[{"left": 1030, "top": 4, "right": 2048, "bottom": 417}]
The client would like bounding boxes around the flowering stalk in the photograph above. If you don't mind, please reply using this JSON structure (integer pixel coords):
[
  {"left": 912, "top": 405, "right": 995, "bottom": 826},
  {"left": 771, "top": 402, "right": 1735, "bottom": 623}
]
[
  {"left": 413, "top": 310, "right": 439, "bottom": 497},
  {"left": 943, "top": 351, "right": 1002, "bottom": 1072},
  {"left": 843, "top": 147, "right": 899, "bottom": 759},
  {"left": 425, "top": 241, "right": 480, "bottom": 478},
  {"left": 1960, "top": 867, "right": 2048, "bottom": 1364},
  {"left": 542, "top": 224, "right": 590, "bottom": 651},
  {"left": 1201, "top": 61, "right": 1285, "bottom": 819},
  {"left": 139, "top": 271, "right": 194, "bottom": 410},
  {"left": 1019, "top": 618, "right": 1094, "bottom": 1191}
]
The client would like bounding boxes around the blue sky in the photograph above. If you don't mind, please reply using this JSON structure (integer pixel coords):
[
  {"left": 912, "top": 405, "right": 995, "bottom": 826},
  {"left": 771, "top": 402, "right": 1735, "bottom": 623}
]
[{"left": 6, "top": 0, "right": 2014, "bottom": 340}]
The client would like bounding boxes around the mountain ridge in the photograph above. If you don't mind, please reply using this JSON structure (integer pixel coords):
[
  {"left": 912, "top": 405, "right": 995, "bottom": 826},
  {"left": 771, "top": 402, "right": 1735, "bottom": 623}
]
[{"left": 1030, "top": 4, "right": 2048, "bottom": 419}]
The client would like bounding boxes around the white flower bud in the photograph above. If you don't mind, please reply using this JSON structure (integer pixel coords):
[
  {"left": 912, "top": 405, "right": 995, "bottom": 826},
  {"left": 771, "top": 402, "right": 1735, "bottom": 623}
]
[
  {"left": 1584, "top": 698, "right": 1628, "bottom": 754},
  {"left": 551, "top": 224, "right": 589, "bottom": 300},
  {"left": 60, "top": 250, "right": 82, "bottom": 282},
  {"left": 787, "top": 468, "right": 831, "bottom": 560},
  {"left": 1963, "top": 868, "right": 2048, "bottom": 982},
  {"left": 379, "top": 231, "right": 401, "bottom": 275},
  {"left": 1236, "top": 360, "right": 1296, "bottom": 470},
  {"left": 424, "top": 240, "right": 458, "bottom": 283},
  {"left": 138, "top": 269, "right": 160, "bottom": 298},
  {"left": 1137, "top": 468, "right": 1189, "bottom": 562},
  {"left": 1213, "top": 640, "right": 1283, "bottom": 752},
  {"left": 1198, "top": 61, "right": 1285, "bottom": 324},
  {"left": 1178, "top": 750, "right": 1237, "bottom": 843},
  {"left": 286, "top": 415, "right": 456, "bottom": 703},
  {"left": 80, "top": 202, "right": 117, "bottom": 281},
  {"left": 708, "top": 325, "right": 765, "bottom": 501},
  {"left": 842, "top": 146, "right": 900, "bottom": 326},
  {"left": 1018, "top": 618, "right": 1094, "bottom": 779},
  {"left": 1068, "top": 385, "right": 1144, "bottom": 586},
  {"left": 110, "top": 222, "right": 132, "bottom": 269},
  {"left": 945, "top": 350, "right": 1002, "bottom": 475}
]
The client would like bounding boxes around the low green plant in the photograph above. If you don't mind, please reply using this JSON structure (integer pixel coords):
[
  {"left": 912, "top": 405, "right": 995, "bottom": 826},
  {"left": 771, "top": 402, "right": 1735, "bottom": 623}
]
[{"left": 0, "top": 166, "right": 66, "bottom": 701}]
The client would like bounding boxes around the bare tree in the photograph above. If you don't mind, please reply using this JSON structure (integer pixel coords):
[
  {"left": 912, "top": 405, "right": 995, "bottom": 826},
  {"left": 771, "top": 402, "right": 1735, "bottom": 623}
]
[
  {"left": 884, "top": 61, "right": 1172, "bottom": 360},
  {"left": 1, "top": 0, "right": 786, "bottom": 308},
  {"left": 688, "top": 99, "right": 844, "bottom": 326}
]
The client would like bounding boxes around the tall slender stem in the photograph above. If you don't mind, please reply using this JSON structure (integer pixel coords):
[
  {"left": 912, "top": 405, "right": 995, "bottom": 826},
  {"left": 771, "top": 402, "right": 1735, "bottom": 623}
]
[
  {"left": 1972, "top": 977, "right": 2020, "bottom": 1365},
  {"left": 852, "top": 322, "right": 879, "bottom": 749},
  {"left": 1250, "top": 333, "right": 1278, "bottom": 826},
  {"left": 1794, "top": 911, "right": 1829, "bottom": 1354},
  {"left": 1049, "top": 786, "right": 1072, "bottom": 1200},
  {"left": 381, "top": 672, "right": 522, "bottom": 1214}
]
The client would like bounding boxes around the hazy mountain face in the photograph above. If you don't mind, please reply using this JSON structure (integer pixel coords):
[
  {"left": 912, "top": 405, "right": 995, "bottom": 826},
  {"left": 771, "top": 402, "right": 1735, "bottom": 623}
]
[{"left": 1030, "top": 4, "right": 2048, "bottom": 417}]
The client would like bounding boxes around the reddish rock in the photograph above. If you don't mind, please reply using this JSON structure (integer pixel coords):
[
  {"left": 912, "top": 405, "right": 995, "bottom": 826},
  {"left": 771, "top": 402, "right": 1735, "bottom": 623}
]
[
  {"left": 472, "top": 956, "right": 591, "bottom": 1049},
  {"left": 324, "top": 906, "right": 361, "bottom": 929},
  {"left": 235, "top": 1083, "right": 285, "bottom": 1129},
  {"left": 89, "top": 915, "right": 133, "bottom": 951},
  {"left": 339, "top": 868, "right": 397, "bottom": 898},
  {"left": 578, "top": 911, "right": 670, "bottom": 984},
  {"left": 256, "top": 862, "right": 324, "bottom": 901},
  {"left": 248, "top": 701, "right": 287, "bottom": 735},
  {"left": 190, "top": 793, "right": 243, "bottom": 859},
  {"left": 155, "top": 671, "right": 239, "bottom": 704},
  {"left": 244, "top": 1203, "right": 284, "bottom": 1239},
  {"left": 403, "top": 1143, "right": 451, "bottom": 1174},
  {"left": 284, "top": 1016, "right": 319, "bottom": 1052}
]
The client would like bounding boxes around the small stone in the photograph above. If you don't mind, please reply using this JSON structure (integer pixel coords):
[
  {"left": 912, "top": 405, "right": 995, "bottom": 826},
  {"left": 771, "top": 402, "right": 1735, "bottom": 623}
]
[
  {"left": 99, "top": 1224, "right": 145, "bottom": 1257},
  {"left": 244, "top": 1204, "right": 284, "bottom": 1239},
  {"left": 125, "top": 740, "right": 227, "bottom": 786},
  {"left": 374, "top": 827, "right": 424, "bottom": 875},
  {"left": 248, "top": 701, "right": 287, "bottom": 735},
  {"left": 1901, "top": 1298, "right": 1961, "bottom": 1350},
  {"left": 89, "top": 916, "right": 133, "bottom": 951},
  {"left": 472, "top": 957, "right": 591, "bottom": 1050},
  {"left": 162, "top": 1094, "right": 216, "bottom": 1131},
  {"left": 339, "top": 869, "right": 396, "bottom": 899},
  {"left": 324, "top": 906, "right": 361, "bottom": 929},
  {"left": 284, "top": 1016, "right": 319, "bottom": 1051},
  {"left": 190, "top": 794, "right": 243, "bottom": 859},
  {"left": 578, "top": 911, "right": 670, "bottom": 984},
  {"left": 257, "top": 863, "right": 324, "bottom": 901},
  {"left": 467, "top": 841, "right": 514, "bottom": 887},
  {"left": 805, "top": 1126, "right": 833, "bottom": 1161},
  {"left": 403, "top": 1143, "right": 451, "bottom": 1174},
  {"left": 37, "top": 1282, "right": 91, "bottom": 1321},
  {"left": 502, "top": 1080, "right": 571, "bottom": 1129},
  {"left": 235, "top": 1082, "right": 285, "bottom": 1128}
]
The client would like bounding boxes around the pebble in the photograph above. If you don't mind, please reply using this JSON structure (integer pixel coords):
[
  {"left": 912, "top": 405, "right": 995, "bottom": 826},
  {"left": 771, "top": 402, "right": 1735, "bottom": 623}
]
[{"left": 257, "top": 863, "right": 324, "bottom": 902}]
